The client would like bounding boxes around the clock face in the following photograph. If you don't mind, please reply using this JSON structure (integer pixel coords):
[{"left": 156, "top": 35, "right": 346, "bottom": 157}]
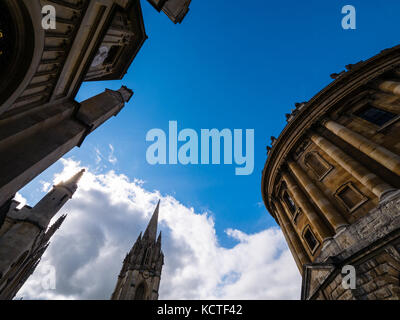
[{"left": 142, "top": 270, "right": 150, "bottom": 279}]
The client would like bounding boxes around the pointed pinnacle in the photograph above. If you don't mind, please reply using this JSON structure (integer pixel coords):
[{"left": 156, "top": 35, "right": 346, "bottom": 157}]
[
  {"left": 157, "top": 231, "right": 162, "bottom": 245},
  {"left": 57, "top": 169, "right": 85, "bottom": 196},
  {"left": 43, "top": 214, "right": 67, "bottom": 243},
  {"left": 129, "top": 231, "right": 142, "bottom": 254},
  {"left": 143, "top": 200, "right": 160, "bottom": 241}
]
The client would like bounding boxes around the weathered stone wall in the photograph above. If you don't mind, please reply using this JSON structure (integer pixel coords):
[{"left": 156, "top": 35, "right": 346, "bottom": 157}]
[
  {"left": 303, "top": 191, "right": 400, "bottom": 300},
  {"left": 317, "top": 191, "right": 400, "bottom": 263},
  {"left": 318, "top": 246, "right": 400, "bottom": 300}
]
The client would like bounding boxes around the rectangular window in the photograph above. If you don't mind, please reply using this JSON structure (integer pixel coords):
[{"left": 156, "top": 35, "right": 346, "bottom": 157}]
[
  {"left": 335, "top": 182, "right": 368, "bottom": 212},
  {"left": 283, "top": 192, "right": 296, "bottom": 215},
  {"left": 354, "top": 105, "right": 396, "bottom": 127},
  {"left": 304, "top": 152, "right": 333, "bottom": 180},
  {"left": 303, "top": 227, "right": 318, "bottom": 253}
]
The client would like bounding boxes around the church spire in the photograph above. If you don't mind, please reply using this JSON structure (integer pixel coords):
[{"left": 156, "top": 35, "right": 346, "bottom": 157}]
[
  {"left": 143, "top": 200, "right": 160, "bottom": 241},
  {"left": 111, "top": 200, "right": 164, "bottom": 300}
]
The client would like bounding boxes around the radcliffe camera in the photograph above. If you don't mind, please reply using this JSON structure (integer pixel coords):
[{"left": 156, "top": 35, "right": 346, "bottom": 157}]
[{"left": 0, "top": 0, "right": 399, "bottom": 315}]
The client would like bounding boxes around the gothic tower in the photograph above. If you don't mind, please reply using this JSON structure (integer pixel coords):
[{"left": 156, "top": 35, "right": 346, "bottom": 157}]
[
  {"left": 0, "top": 169, "right": 84, "bottom": 300},
  {"left": 111, "top": 201, "right": 164, "bottom": 300}
]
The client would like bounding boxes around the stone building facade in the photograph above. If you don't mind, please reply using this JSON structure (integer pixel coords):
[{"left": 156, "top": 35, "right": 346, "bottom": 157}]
[
  {"left": 0, "top": 169, "right": 84, "bottom": 300},
  {"left": 111, "top": 201, "right": 164, "bottom": 300},
  {"left": 261, "top": 44, "right": 400, "bottom": 300},
  {"left": 0, "top": 0, "right": 191, "bottom": 224}
]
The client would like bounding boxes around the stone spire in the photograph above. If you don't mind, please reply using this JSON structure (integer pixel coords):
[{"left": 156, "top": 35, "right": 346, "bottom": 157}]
[
  {"left": 25, "top": 169, "right": 85, "bottom": 230},
  {"left": 111, "top": 201, "right": 164, "bottom": 300},
  {"left": 143, "top": 200, "right": 160, "bottom": 241},
  {"left": 57, "top": 169, "right": 85, "bottom": 197}
]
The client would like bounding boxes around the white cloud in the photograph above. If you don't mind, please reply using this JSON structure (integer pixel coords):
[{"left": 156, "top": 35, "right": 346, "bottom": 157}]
[
  {"left": 16, "top": 158, "right": 301, "bottom": 300},
  {"left": 40, "top": 181, "right": 52, "bottom": 193},
  {"left": 108, "top": 144, "right": 117, "bottom": 165},
  {"left": 94, "top": 148, "right": 102, "bottom": 165}
]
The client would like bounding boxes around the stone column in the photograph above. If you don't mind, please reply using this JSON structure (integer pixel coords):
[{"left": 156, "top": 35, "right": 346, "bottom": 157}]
[
  {"left": 379, "top": 81, "right": 400, "bottom": 97},
  {"left": 323, "top": 120, "right": 400, "bottom": 176},
  {"left": 310, "top": 133, "right": 396, "bottom": 200},
  {"left": 282, "top": 172, "right": 333, "bottom": 242},
  {"left": 288, "top": 161, "right": 348, "bottom": 232},
  {"left": 273, "top": 200, "right": 311, "bottom": 271},
  {"left": 371, "top": 100, "right": 399, "bottom": 114}
]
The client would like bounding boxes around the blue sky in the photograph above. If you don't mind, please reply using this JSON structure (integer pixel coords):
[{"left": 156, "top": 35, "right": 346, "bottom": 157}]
[{"left": 20, "top": 0, "right": 400, "bottom": 249}]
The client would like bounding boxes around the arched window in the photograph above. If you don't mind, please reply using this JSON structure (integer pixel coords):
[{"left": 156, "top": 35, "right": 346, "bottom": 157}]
[
  {"left": 304, "top": 152, "right": 333, "bottom": 180},
  {"left": 134, "top": 282, "right": 146, "bottom": 300}
]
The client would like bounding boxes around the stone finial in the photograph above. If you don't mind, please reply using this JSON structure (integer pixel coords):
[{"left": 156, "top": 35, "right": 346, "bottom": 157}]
[
  {"left": 345, "top": 60, "right": 364, "bottom": 71},
  {"left": 117, "top": 86, "right": 134, "bottom": 102},
  {"left": 330, "top": 71, "right": 345, "bottom": 79},
  {"left": 157, "top": 231, "right": 162, "bottom": 245}
]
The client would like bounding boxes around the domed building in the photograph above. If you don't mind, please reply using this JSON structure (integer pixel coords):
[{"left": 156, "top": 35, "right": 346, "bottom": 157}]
[{"left": 261, "top": 44, "right": 400, "bottom": 300}]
